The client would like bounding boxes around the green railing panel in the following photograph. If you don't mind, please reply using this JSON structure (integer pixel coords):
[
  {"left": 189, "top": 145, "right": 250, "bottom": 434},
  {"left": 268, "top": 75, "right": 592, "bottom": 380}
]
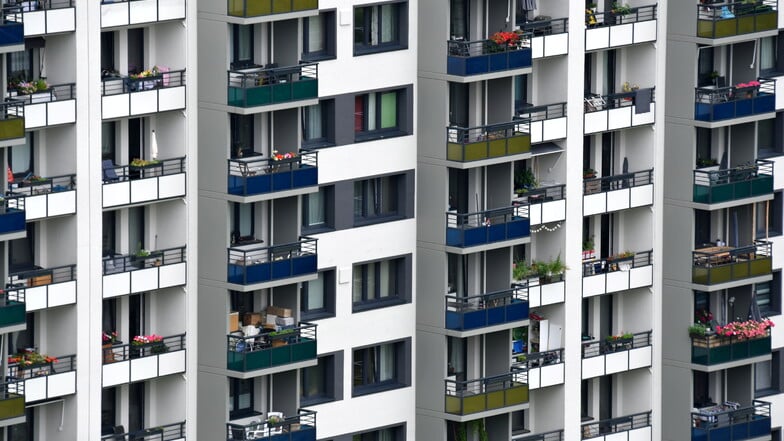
[
  {"left": 0, "top": 118, "right": 24, "bottom": 142},
  {"left": 749, "top": 337, "right": 771, "bottom": 356},
  {"left": 752, "top": 176, "right": 774, "bottom": 196},
  {"left": 0, "top": 395, "right": 24, "bottom": 420},
  {"left": 0, "top": 302, "right": 25, "bottom": 328},
  {"left": 692, "top": 336, "right": 771, "bottom": 365},
  {"left": 486, "top": 390, "right": 505, "bottom": 410},
  {"left": 272, "top": 0, "right": 288, "bottom": 13},
  {"left": 697, "top": 11, "right": 777, "bottom": 38},
  {"left": 507, "top": 133, "right": 530, "bottom": 155},
  {"left": 462, "top": 394, "right": 486, "bottom": 414},
  {"left": 445, "top": 395, "right": 461, "bottom": 414},
  {"left": 446, "top": 143, "right": 463, "bottom": 161},
  {"left": 507, "top": 384, "right": 529, "bottom": 405},
  {"left": 750, "top": 257, "right": 772, "bottom": 276},
  {"left": 488, "top": 139, "right": 506, "bottom": 158},
  {"left": 464, "top": 142, "right": 487, "bottom": 161},
  {"left": 294, "top": 0, "right": 318, "bottom": 11},
  {"left": 292, "top": 78, "right": 317, "bottom": 100},
  {"left": 290, "top": 339, "right": 317, "bottom": 361}
]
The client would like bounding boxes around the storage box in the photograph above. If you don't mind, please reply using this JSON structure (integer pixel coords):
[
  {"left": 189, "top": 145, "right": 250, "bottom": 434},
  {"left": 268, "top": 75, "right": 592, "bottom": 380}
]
[
  {"left": 265, "top": 314, "right": 278, "bottom": 325},
  {"left": 276, "top": 316, "right": 295, "bottom": 326},
  {"left": 29, "top": 274, "right": 53, "bottom": 287},
  {"left": 243, "top": 312, "right": 264, "bottom": 326},
  {"left": 228, "top": 312, "right": 240, "bottom": 332},
  {"left": 266, "top": 305, "right": 292, "bottom": 318}
]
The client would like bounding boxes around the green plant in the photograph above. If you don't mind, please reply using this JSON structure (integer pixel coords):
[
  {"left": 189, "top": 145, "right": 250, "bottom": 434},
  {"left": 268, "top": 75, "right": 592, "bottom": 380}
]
[
  {"left": 696, "top": 158, "right": 718, "bottom": 168},
  {"left": 583, "top": 168, "right": 597, "bottom": 179},
  {"left": 545, "top": 254, "right": 568, "bottom": 276},
  {"left": 583, "top": 235, "right": 595, "bottom": 251},
  {"left": 512, "top": 260, "right": 533, "bottom": 280},
  {"left": 515, "top": 168, "right": 538, "bottom": 191},
  {"left": 689, "top": 323, "right": 708, "bottom": 337},
  {"left": 611, "top": 2, "right": 632, "bottom": 14},
  {"left": 606, "top": 332, "right": 634, "bottom": 341},
  {"left": 130, "top": 158, "right": 160, "bottom": 167},
  {"left": 587, "top": 2, "right": 597, "bottom": 8}
]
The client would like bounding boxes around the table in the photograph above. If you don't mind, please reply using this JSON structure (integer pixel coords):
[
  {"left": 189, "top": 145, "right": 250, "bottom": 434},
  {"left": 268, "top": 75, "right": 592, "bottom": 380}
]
[{"left": 694, "top": 246, "right": 732, "bottom": 266}]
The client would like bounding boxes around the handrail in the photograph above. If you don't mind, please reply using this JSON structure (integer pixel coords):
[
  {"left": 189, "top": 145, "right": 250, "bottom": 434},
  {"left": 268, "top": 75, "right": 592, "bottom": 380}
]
[
  {"left": 518, "top": 184, "right": 565, "bottom": 203},
  {"left": 446, "top": 204, "right": 530, "bottom": 229},
  {"left": 445, "top": 368, "right": 528, "bottom": 396},
  {"left": 227, "top": 322, "right": 317, "bottom": 354},
  {"left": 0, "top": 381, "right": 24, "bottom": 399},
  {"left": 446, "top": 119, "right": 531, "bottom": 144},
  {"left": 227, "top": 63, "right": 318, "bottom": 89},
  {"left": 6, "top": 174, "right": 75, "bottom": 198},
  {"left": 513, "top": 429, "right": 564, "bottom": 441},
  {"left": 104, "top": 157, "right": 186, "bottom": 182},
  {"left": 582, "top": 250, "right": 652, "bottom": 277},
  {"left": 587, "top": 4, "right": 657, "bottom": 26},
  {"left": 583, "top": 169, "right": 653, "bottom": 193},
  {"left": 7, "top": 0, "right": 75, "bottom": 11},
  {"left": 447, "top": 32, "right": 532, "bottom": 57},
  {"left": 8, "top": 353, "right": 75, "bottom": 379},
  {"left": 519, "top": 348, "right": 564, "bottom": 369},
  {"left": 0, "top": 101, "right": 24, "bottom": 119},
  {"left": 103, "top": 333, "right": 185, "bottom": 364},
  {"left": 1, "top": 196, "right": 24, "bottom": 213},
  {"left": 101, "top": 421, "right": 186, "bottom": 441},
  {"left": 102, "top": 245, "right": 186, "bottom": 275},
  {"left": 228, "top": 236, "right": 317, "bottom": 266},
  {"left": 581, "top": 330, "right": 652, "bottom": 358},
  {"left": 444, "top": 287, "right": 528, "bottom": 313},
  {"left": 692, "top": 240, "right": 771, "bottom": 266},
  {"left": 695, "top": 77, "right": 775, "bottom": 104},
  {"left": 691, "top": 400, "right": 770, "bottom": 429},
  {"left": 694, "top": 159, "right": 772, "bottom": 188},
  {"left": 581, "top": 411, "right": 651, "bottom": 439},
  {"left": 226, "top": 409, "right": 316, "bottom": 441},
  {"left": 584, "top": 88, "right": 656, "bottom": 113},
  {"left": 228, "top": 150, "right": 317, "bottom": 177},
  {"left": 6, "top": 264, "right": 76, "bottom": 290},
  {"left": 101, "top": 69, "right": 186, "bottom": 96},
  {"left": 697, "top": 0, "right": 777, "bottom": 37},
  {"left": 519, "top": 102, "right": 567, "bottom": 121},
  {"left": 521, "top": 17, "right": 568, "bottom": 36},
  {"left": 5, "top": 83, "right": 75, "bottom": 104}
]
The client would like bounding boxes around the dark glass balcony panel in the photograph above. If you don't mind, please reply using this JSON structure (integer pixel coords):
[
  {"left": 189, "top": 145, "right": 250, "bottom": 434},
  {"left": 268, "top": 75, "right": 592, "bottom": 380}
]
[
  {"left": 446, "top": 120, "right": 530, "bottom": 162},
  {"left": 694, "top": 78, "right": 775, "bottom": 122},
  {"left": 445, "top": 287, "right": 529, "bottom": 331},
  {"left": 693, "top": 159, "right": 773, "bottom": 204},
  {"left": 228, "top": 151, "right": 318, "bottom": 196},
  {"left": 227, "top": 64, "right": 318, "bottom": 108},
  {"left": 447, "top": 35, "right": 532, "bottom": 76},
  {"left": 691, "top": 332, "right": 771, "bottom": 365},
  {"left": 227, "top": 237, "right": 317, "bottom": 285},
  {"left": 444, "top": 369, "right": 528, "bottom": 415},
  {"left": 692, "top": 241, "right": 772, "bottom": 285},
  {"left": 445, "top": 205, "right": 530, "bottom": 248},
  {"left": 691, "top": 400, "right": 771, "bottom": 441},
  {"left": 227, "top": 323, "right": 317, "bottom": 372},
  {"left": 696, "top": 1, "right": 777, "bottom": 39},
  {"left": 227, "top": 0, "right": 318, "bottom": 18}
]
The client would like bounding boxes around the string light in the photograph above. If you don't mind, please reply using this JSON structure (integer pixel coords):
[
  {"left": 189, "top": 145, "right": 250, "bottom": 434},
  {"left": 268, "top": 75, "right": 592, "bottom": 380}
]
[{"left": 531, "top": 222, "right": 562, "bottom": 233}]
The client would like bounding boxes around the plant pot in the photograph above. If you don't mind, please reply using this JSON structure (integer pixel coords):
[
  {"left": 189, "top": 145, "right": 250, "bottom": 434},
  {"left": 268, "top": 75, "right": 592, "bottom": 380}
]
[{"left": 102, "top": 343, "right": 116, "bottom": 363}]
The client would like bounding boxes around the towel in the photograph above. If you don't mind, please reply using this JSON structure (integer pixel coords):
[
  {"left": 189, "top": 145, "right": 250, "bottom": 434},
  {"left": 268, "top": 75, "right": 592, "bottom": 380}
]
[{"left": 635, "top": 88, "right": 651, "bottom": 114}]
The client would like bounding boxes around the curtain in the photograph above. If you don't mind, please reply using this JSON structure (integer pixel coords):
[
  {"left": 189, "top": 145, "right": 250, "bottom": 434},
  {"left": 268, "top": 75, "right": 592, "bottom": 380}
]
[
  {"left": 352, "top": 266, "right": 363, "bottom": 302},
  {"left": 305, "top": 104, "right": 323, "bottom": 140},
  {"left": 760, "top": 36, "right": 775, "bottom": 71},
  {"left": 380, "top": 4, "right": 396, "bottom": 43},
  {"left": 308, "top": 15, "right": 325, "bottom": 52},
  {"left": 379, "top": 344, "right": 395, "bottom": 381},
  {"left": 371, "top": 6, "right": 379, "bottom": 45},
  {"left": 380, "top": 91, "right": 397, "bottom": 129},
  {"left": 306, "top": 274, "right": 325, "bottom": 309},
  {"left": 307, "top": 190, "right": 325, "bottom": 226},
  {"left": 367, "top": 93, "right": 377, "bottom": 131},
  {"left": 354, "top": 96, "right": 365, "bottom": 132}
]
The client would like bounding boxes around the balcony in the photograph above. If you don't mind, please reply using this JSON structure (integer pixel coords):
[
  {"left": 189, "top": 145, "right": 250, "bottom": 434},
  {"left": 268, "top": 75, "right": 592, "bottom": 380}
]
[
  {"left": 585, "top": 4, "right": 657, "bottom": 51},
  {"left": 228, "top": 151, "right": 318, "bottom": 199},
  {"left": 102, "top": 157, "right": 186, "bottom": 208},
  {"left": 525, "top": 276, "right": 566, "bottom": 308},
  {"left": 581, "top": 331, "right": 653, "bottom": 379},
  {"left": 692, "top": 401, "right": 770, "bottom": 441},
  {"left": 102, "top": 246, "right": 187, "bottom": 298},
  {"left": 444, "top": 288, "right": 528, "bottom": 333},
  {"left": 227, "top": 0, "right": 318, "bottom": 19},
  {"left": 583, "top": 169, "right": 653, "bottom": 216},
  {"left": 584, "top": 88, "right": 655, "bottom": 134},
  {"left": 226, "top": 410, "right": 316, "bottom": 441},
  {"left": 227, "top": 323, "right": 317, "bottom": 374},
  {"left": 446, "top": 35, "right": 532, "bottom": 78},
  {"left": 9, "top": 354, "right": 75, "bottom": 402},
  {"left": 523, "top": 18, "right": 568, "bottom": 58},
  {"left": 4, "top": 1, "right": 76, "bottom": 37},
  {"left": 227, "top": 63, "right": 318, "bottom": 111},
  {"left": 519, "top": 103, "right": 567, "bottom": 144},
  {"left": 0, "top": 291, "right": 25, "bottom": 332},
  {"left": 691, "top": 331, "right": 771, "bottom": 366},
  {"left": 101, "top": 0, "right": 185, "bottom": 28},
  {"left": 6, "top": 264, "right": 76, "bottom": 311},
  {"left": 7, "top": 83, "right": 76, "bottom": 129},
  {"left": 0, "top": 102, "right": 25, "bottom": 144},
  {"left": 102, "top": 333, "right": 186, "bottom": 387},
  {"left": 581, "top": 412, "right": 652, "bottom": 440},
  {"left": 227, "top": 237, "right": 317, "bottom": 287},
  {"left": 0, "top": 7, "right": 24, "bottom": 54},
  {"left": 523, "top": 349, "right": 565, "bottom": 389},
  {"left": 696, "top": 0, "right": 777, "bottom": 39},
  {"left": 7, "top": 174, "right": 76, "bottom": 221},
  {"left": 692, "top": 241, "right": 772, "bottom": 286},
  {"left": 0, "top": 382, "right": 24, "bottom": 423},
  {"left": 693, "top": 160, "right": 773, "bottom": 205},
  {"left": 444, "top": 368, "right": 529, "bottom": 416},
  {"left": 446, "top": 206, "right": 530, "bottom": 249},
  {"left": 101, "top": 69, "right": 186, "bottom": 119},
  {"left": 582, "top": 250, "right": 653, "bottom": 297},
  {"left": 446, "top": 120, "right": 530, "bottom": 163},
  {"left": 514, "top": 185, "right": 566, "bottom": 226},
  {"left": 102, "top": 421, "right": 186, "bottom": 441},
  {"left": 514, "top": 430, "right": 564, "bottom": 441},
  {"left": 0, "top": 198, "right": 25, "bottom": 240},
  {"left": 695, "top": 78, "right": 775, "bottom": 122}
]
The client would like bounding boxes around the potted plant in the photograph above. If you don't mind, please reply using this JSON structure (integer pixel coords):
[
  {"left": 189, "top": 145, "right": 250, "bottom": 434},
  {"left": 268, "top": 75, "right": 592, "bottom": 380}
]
[
  {"left": 102, "top": 331, "right": 120, "bottom": 363},
  {"left": 536, "top": 254, "right": 568, "bottom": 283},
  {"left": 583, "top": 168, "right": 597, "bottom": 179},
  {"left": 514, "top": 168, "right": 538, "bottom": 196},
  {"left": 605, "top": 332, "right": 634, "bottom": 351},
  {"left": 689, "top": 323, "right": 708, "bottom": 338},
  {"left": 587, "top": 2, "right": 597, "bottom": 12},
  {"left": 268, "top": 328, "right": 295, "bottom": 347},
  {"left": 8, "top": 350, "right": 59, "bottom": 378},
  {"left": 696, "top": 158, "right": 718, "bottom": 168},
  {"left": 131, "top": 334, "right": 168, "bottom": 357},
  {"left": 582, "top": 235, "right": 596, "bottom": 260}
]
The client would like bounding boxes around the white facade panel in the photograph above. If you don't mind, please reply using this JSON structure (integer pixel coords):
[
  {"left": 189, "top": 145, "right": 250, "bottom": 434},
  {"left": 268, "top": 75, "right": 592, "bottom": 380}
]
[
  {"left": 771, "top": 155, "right": 784, "bottom": 190},
  {"left": 628, "top": 346, "right": 652, "bottom": 370},
  {"left": 129, "top": 0, "right": 158, "bottom": 25},
  {"left": 609, "top": 24, "right": 634, "bottom": 47},
  {"left": 159, "top": 262, "right": 187, "bottom": 288},
  {"left": 130, "top": 356, "right": 158, "bottom": 382},
  {"left": 158, "top": 173, "right": 186, "bottom": 199},
  {"left": 131, "top": 268, "right": 159, "bottom": 293},
  {"left": 159, "top": 86, "right": 186, "bottom": 112},
  {"left": 772, "top": 236, "right": 784, "bottom": 271},
  {"left": 47, "top": 100, "right": 77, "bottom": 126},
  {"left": 102, "top": 94, "right": 130, "bottom": 119},
  {"left": 102, "top": 361, "right": 130, "bottom": 387},
  {"left": 103, "top": 181, "right": 131, "bottom": 207},
  {"left": 584, "top": 193, "right": 606, "bottom": 216},
  {"left": 103, "top": 273, "right": 131, "bottom": 298},
  {"left": 582, "top": 355, "right": 605, "bottom": 379},
  {"left": 130, "top": 178, "right": 159, "bottom": 204},
  {"left": 606, "top": 188, "right": 631, "bottom": 212},
  {"left": 775, "top": 76, "right": 784, "bottom": 110}
]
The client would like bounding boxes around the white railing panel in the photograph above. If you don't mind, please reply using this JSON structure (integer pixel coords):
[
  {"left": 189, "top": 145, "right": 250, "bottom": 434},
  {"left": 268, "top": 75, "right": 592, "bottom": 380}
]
[
  {"left": 606, "top": 188, "right": 631, "bottom": 212},
  {"left": 103, "top": 272, "right": 131, "bottom": 298},
  {"left": 130, "top": 356, "right": 158, "bottom": 382},
  {"left": 130, "top": 178, "right": 159, "bottom": 204},
  {"left": 584, "top": 193, "right": 607, "bottom": 216},
  {"left": 531, "top": 36, "right": 544, "bottom": 59},
  {"left": 25, "top": 285, "right": 47, "bottom": 311},
  {"left": 528, "top": 367, "right": 541, "bottom": 389},
  {"left": 130, "top": 267, "right": 159, "bottom": 293},
  {"left": 586, "top": 27, "right": 609, "bottom": 51},
  {"left": 24, "top": 194, "right": 47, "bottom": 220},
  {"left": 541, "top": 281, "right": 565, "bottom": 305},
  {"left": 158, "top": 86, "right": 186, "bottom": 112},
  {"left": 541, "top": 199, "right": 566, "bottom": 223},
  {"left": 47, "top": 190, "right": 76, "bottom": 217},
  {"left": 24, "top": 377, "right": 46, "bottom": 402},
  {"left": 583, "top": 274, "right": 606, "bottom": 297},
  {"left": 48, "top": 281, "right": 76, "bottom": 308},
  {"left": 540, "top": 363, "right": 564, "bottom": 387},
  {"left": 158, "top": 173, "right": 186, "bottom": 199},
  {"left": 47, "top": 372, "right": 76, "bottom": 398},
  {"left": 609, "top": 23, "right": 634, "bottom": 47},
  {"left": 608, "top": 106, "right": 632, "bottom": 130},
  {"left": 629, "top": 346, "right": 652, "bottom": 370},
  {"left": 159, "top": 262, "right": 186, "bottom": 289},
  {"left": 606, "top": 270, "right": 630, "bottom": 293},
  {"left": 102, "top": 94, "right": 130, "bottom": 119},
  {"left": 159, "top": 0, "right": 186, "bottom": 21},
  {"left": 542, "top": 117, "right": 567, "bottom": 141},
  {"left": 47, "top": 99, "right": 76, "bottom": 126},
  {"left": 129, "top": 0, "right": 157, "bottom": 25},
  {"left": 582, "top": 355, "right": 606, "bottom": 379},
  {"left": 545, "top": 33, "right": 568, "bottom": 57},
  {"left": 632, "top": 103, "right": 655, "bottom": 126},
  {"left": 529, "top": 120, "right": 543, "bottom": 143},
  {"left": 630, "top": 184, "right": 653, "bottom": 208},
  {"left": 101, "top": 2, "right": 129, "bottom": 28},
  {"left": 158, "top": 350, "right": 186, "bottom": 376},
  {"left": 24, "top": 103, "right": 46, "bottom": 129},
  {"left": 633, "top": 20, "right": 657, "bottom": 43},
  {"left": 584, "top": 110, "right": 608, "bottom": 134},
  {"left": 529, "top": 203, "right": 542, "bottom": 225},
  {"left": 102, "top": 360, "right": 130, "bottom": 387},
  {"left": 628, "top": 426, "right": 652, "bottom": 441},
  {"left": 22, "top": 11, "right": 45, "bottom": 36},
  {"left": 46, "top": 8, "right": 75, "bottom": 34},
  {"left": 103, "top": 181, "right": 131, "bottom": 207},
  {"left": 130, "top": 90, "right": 158, "bottom": 116},
  {"left": 605, "top": 351, "right": 630, "bottom": 374},
  {"left": 629, "top": 265, "right": 653, "bottom": 289}
]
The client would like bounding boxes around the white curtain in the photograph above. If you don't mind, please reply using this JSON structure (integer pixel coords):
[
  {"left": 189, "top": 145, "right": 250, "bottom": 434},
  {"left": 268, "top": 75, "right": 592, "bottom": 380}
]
[
  {"left": 371, "top": 6, "right": 379, "bottom": 45},
  {"left": 760, "top": 36, "right": 775, "bottom": 71},
  {"left": 380, "top": 4, "right": 394, "bottom": 43},
  {"left": 379, "top": 344, "right": 395, "bottom": 381},
  {"left": 306, "top": 274, "right": 325, "bottom": 309},
  {"left": 307, "top": 190, "right": 325, "bottom": 226},
  {"left": 308, "top": 15, "right": 324, "bottom": 52}
]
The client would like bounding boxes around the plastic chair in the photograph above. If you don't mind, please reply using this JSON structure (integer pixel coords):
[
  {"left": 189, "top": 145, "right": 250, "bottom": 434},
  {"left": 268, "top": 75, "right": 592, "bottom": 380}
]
[{"left": 102, "top": 160, "right": 127, "bottom": 183}]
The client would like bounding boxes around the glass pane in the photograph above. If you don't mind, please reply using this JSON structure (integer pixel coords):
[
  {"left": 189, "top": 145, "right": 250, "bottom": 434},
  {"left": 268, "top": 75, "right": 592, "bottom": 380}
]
[
  {"left": 755, "top": 361, "right": 772, "bottom": 390},
  {"left": 380, "top": 4, "right": 396, "bottom": 43},
  {"left": 354, "top": 181, "right": 364, "bottom": 217},
  {"left": 367, "top": 263, "right": 377, "bottom": 300},
  {"left": 381, "top": 176, "right": 397, "bottom": 213},
  {"left": 379, "top": 344, "right": 395, "bottom": 381},
  {"left": 379, "top": 260, "right": 391, "bottom": 298},
  {"left": 380, "top": 91, "right": 397, "bottom": 129},
  {"left": 353, "top": 7, "right": 365, "bottom": 44},
  {"left": 352, "top": 266, "right": 363, "bottom": 302},
  {"left": 237, "top": 25, "right": 252, "bottom": 62},
  {"left": 238, "top": 203, "right": 252, "bottom": 236},
  {"left": 761, "top": 37, "right": 775, "bottom": 71},
  {"left": 367, "top": 93, "right": 377, "bottom": 131},
  {"left": 307, "top": 190, "right": 325, "bottom": 226},
  {"left": 354, "top": 95, "right": 365, "bottom": 132},
  {"left": 307, "top": 273, "right": 325, "bottom": 310},
  {"left": 9, "top": 140, "right": 31, "bottom": 175},
  {"left": 304, "top": 104, "right": 323, "bottom": 140},
  {"left": 308, "top": 15, "right": 325, "bottom": 52}
]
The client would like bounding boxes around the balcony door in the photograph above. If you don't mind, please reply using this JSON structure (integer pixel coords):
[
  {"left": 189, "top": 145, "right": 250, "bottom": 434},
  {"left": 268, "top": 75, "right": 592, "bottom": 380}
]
[
  {"left": 448, "top": 83, "right": 469, "bottom": 128},
  {"left": 128, "top": 206, "right": 146, "bottom": 254},
  {"left": 231, "top": 24, "right": 255, "bottom": 70},
  {"left": 449, "top": 0, "right": 469, "bottom": 40},
  {"left": 127, "top": 28, "right": 144, "bottom": 75}
]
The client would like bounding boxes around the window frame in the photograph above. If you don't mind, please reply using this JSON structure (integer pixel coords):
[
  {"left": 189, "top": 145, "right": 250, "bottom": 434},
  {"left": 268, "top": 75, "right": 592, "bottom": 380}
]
[
  {"left": 754, "top": 350, "right": 782, "bottom": 397},
  {"left": 229, "top": 378, "right": 257, "bottom": 420},
  {"left": 755, "top": 272, "right": 781, "bottom": 316},
  {"left": 353, "top": 2, "right": 408, "bottom": 56},
  {"left": 303, "top": 10, "right": 337, "bottom": 62},
  {"left": 354, "top": 90, "right": 404, "bottom": 140},
  {"left": 302, "top": 186, "right": 335, "bottom": 233},
  {"left": 301, "top": 269, "right": 336, "bottom": 320},
  {"left": 352, "top": 255, "right": 411, "bottom": 312},
  {"left": 302, "top": 100, "right": 335, "bottom": 148},
  {"left": 231, "top": 24, "right": 255, "bottom": 70},
  {"left": 353, "top": 175, "right": 403, "bottom": 224},
  {"left": 352, "top": 339, "right": 411, "bottom": 397},
  {"left": 301, "top": 351, "right": 343, "bottom": 406}
]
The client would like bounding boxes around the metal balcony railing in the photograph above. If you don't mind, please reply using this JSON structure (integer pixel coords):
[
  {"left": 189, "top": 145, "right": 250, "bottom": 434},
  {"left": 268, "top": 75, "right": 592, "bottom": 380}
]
[
  {"left": 695, "top": 77, "right": 775, "bottom": 121},
  {"left": 697, "top": 0, "right": 777, "bottom": 38},
  {"left": 691, "top": 400, "right": 771, "bottom": 441},
  {"left": 581, "top": 411, "right": 651, "bottom": 439},
  {"left": 444, "top": 368, "right": 529, "bottom": 415},
  {"left": 103, "top": 333, "right": 186, "bottom": 364},
  {"left": 227, "top": 237, "right": 317, "bottom": 285},
  {"left": 101, "top": 69, "right": 186, "bottom": 96},
  {"left": 586, "top": 3, "right": 657, "bottom": 27},
  {"left": 102, "top": 246, "right": 186, "bottom": 275},
  {"left": 582, "top": 330, "right": 652, "bottom": 358},
  {"left": 582, "top": 249, "right": 652, "bottom": 276},
  {"left": 227, "top": 323, "right": 317, "bottom": 372},
  {"left": 101, "top": 421, "right": 186, "bottom": 441},
  {"left": 227, "top": 63, "right": 318, "bottom": 108},
  {"left": 445, "top": 287, "right": 529, "bottom": 331},
  {"left": 227, "top": 150, "right": 318, "bottom": 196},
  {"left": 693, "top": 159, "right": 773, "bottom": 204},
  {"left": 692, "top": 240, "right": 772, "bottom": 285}
]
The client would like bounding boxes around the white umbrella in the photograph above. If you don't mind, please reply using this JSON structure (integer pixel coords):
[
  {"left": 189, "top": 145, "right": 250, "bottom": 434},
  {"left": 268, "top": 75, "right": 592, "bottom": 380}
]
[{"left": 151, "top": 130, "right": 159, "bottom": 161}]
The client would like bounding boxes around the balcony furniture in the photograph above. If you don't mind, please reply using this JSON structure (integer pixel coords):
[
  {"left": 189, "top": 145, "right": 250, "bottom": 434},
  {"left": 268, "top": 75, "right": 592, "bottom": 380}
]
[{"left": 102, "top": 160, "right": 126, "bottom": 183}]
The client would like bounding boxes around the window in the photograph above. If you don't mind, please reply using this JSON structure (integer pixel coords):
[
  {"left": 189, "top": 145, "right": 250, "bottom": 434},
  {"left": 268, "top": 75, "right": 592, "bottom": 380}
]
[
  {"left": 303, "top": 187, "right": 333, "bottom": 232},
  {"left": 303, "top": 11, "right": 336, "bottom": 61},
  {"left": 301, "top": 352, "right": 343, "bottom": 405},
  {"left": 354, "top": 175, "right": 400, "bottom": 221},
  {"left": 7, "top": 134, "right": 33, "bottom": 180},
  {"left": 353, "top": 340, "right": 410, "bottom": 396},
  {"left": 754, "top": 351, "right": 782, "bottom": 397},
  {"left": 7, "top": 49, "right": 33, "bottom": 84},
  {"left": 229, "top": 378, "right": 255, "bottom": 419},
  {"left": 355, "top": 90, "right": 401, "bottom": 137},
  {"left": 351, "top": 425, "right": 405, "bottom": 441},
  {"left": 354, "top": 2, "right": 407, "bottom": 55},
  {"left": 231, "top": 25, "right": 255, "bottom": 69},
  {"left": 231, "top": 202, "right": 255, "bottom": 244},
  {"left": 352, "top": 256, "right": 410, "bottom": 311},
  {"left": 760, "top": 36, "right": 777, "bottom": 74},
  {"left": 756, "top": 193, "right": 782, "bottom": 238},
  {"left": 230, "top": 114, "right": 254, "bottom": 158},
  {"left": 301, "top": 270, "right": 336, "bottom": 320},
  {"left": 302, "top": 100, "right": 334, "bottom": 147},
  {"left": 755, "top": 273, "right": 781, "bottom": 316}
]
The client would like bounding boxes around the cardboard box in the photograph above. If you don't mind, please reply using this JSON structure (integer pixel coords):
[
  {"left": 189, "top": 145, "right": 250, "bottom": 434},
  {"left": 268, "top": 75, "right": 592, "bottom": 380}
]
[
  {"left": 243, "top": 312, "right": 264, "bottom": 326},
  {"left": 228, "top": 312, "right": 240, "bottom": 332},
  {"left": 29, "top": 274, "right": 53, "bottom": 287},
  {"left": 276, "top": 316, "right": 295, "bottom": 326},
  {"left": 266, "top": 305, "right": 292, "bottom": 318},
  {"left": 265, "top": 314, "right": 278, "bottom": 325}
]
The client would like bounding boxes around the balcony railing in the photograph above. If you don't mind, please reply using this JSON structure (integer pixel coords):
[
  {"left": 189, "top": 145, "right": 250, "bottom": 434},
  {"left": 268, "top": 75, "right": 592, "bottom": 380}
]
[
  {"left": 0, "top": 290, "right": 25, "bottom": 329},
  {"left": 101, "top": 0, "right": 186, "bottom": 28},
  {"left": 519, "top": 103, "right": 567, "bottom": 143},
  {"left": 102, "top": 246, "right": 186, "bottom": 297},
  {"left": 9, "top": 354, "right": 76, "bottom": 402},
  {"left": 0, "top": 6, "right": 24, "bottom": 48},
  {"left": 446, "top": 120, "right": 530, "bottom": 162},
  {"left": 520, "top": 349, "right": 565, "bottom": 389},
  {"left": 514, "top": 184, "right": 566, "bottom": 226},
  {"left": 7, "top": 174, "right": 76, "bottom": 220},
  {"left": 695, "top": 78, "right": 775, "bottom": 122},
  {"left": 0, "top": 101, "right": 25, "bottom": 141},
  {"left": 6, "top": 264, "right": 76, "bottom": 311},
  {"left": 101, "top": 69, "right": 186, "bottom": 119},
  {"left": 692, "top": 240, "right": 772, "bottom": 285},
  {"left": 102, "top": 334, "right": 186, "bottom": 387},
  {"left": 582, "top": 331, "right": 652, "bottom": 358},
  {"left": 522, "top": 17, "right": 568, "bottom": 58},
  {"left": 584, "top": 88, "right": 656, "bottom": 133},
  {"left": 445, "top": 287, "right": 529, "bottom": 331},
  {"left": 228, "top": 237, "right": 317, "bottom": 285},
  {"left": 691, "top": 401, "right": 771, "bottom": 441},
  {"left": 519, "top": 275, "right": 566, "bottom": 307},
  {"left": 102, "top": 69, "right": 185, "bottom": 96},
  {"left": 582, "top": 331, "right": 653, "bottom": 379},
  {"left": 228, "top": 151, "right": 318, "bottom": 196},
  {"left": 446, "top": 35, "right": 532, "bottom": 76},
  {"left": 582, "top": 250, "right": 653, "bottom": 297},
  {"left": 6, "top": 83, "right": 76, "bottom": 129},
  {"left": 583, "top": 169, "right": 653, "bottom": 215},
  {"left": 585, "top": 4, "right": 658, "bottom": 51},
  {"left": 103, "top": 156, "right": 186, "bottom": 208},
  {"left": 226, "top": 410, "right": 316, "bottom": 441},
  {"left": 227, "top": 323, "right": 317, "bottom": 372},
  {"left": 513, "top": 429, "right": 564, "bottom": 441},
  {"left": 0, "top": 197, "right": 25, "bottom": 236},
  {"left": 3, "top": 1, "right": 76, "bottom": 37},
  {"left": 697, "top": 0, "right": 777, "bottom": 39},
  {"left": 445, "top": 368, "right": 529, "bottom": 415},
  {"left": 691, "top": 330, "right": 771, "bottom": 365},
  {"left": 0, "top": 382, "right": 24, "bottom": 421},
  {"left": 446, "top": 205, "right": 530, "bottom": 248},
  {"left": 582, "top": 411, "right": 652, "bottom": 440},
  {"left": 101, "top": 421, "right": 186, "bottom": 441},
  {"left": 227, "top": 0, "right": 318, "bottom": 18},
  {"left": 227, "top": 63, "right": 318, "bottom": 108},
  {"left": 693, "top": 160, "right": 773, "bottom": 204}
]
